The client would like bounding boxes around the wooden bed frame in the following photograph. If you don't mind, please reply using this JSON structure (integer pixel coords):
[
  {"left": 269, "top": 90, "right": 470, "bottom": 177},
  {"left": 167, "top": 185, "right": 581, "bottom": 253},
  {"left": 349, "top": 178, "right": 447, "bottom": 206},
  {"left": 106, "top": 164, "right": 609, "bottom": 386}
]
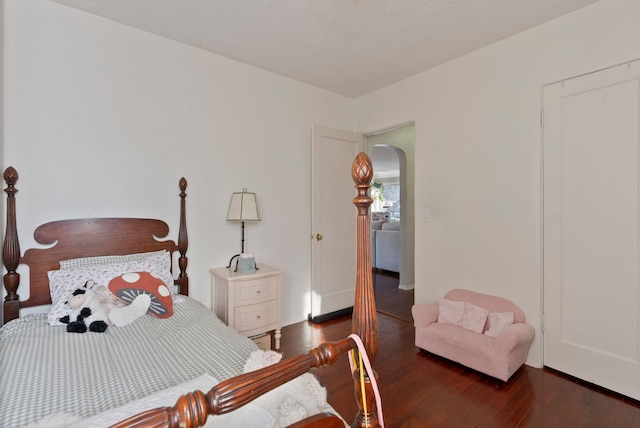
[{"left": 2, "top": 153, "right": 380, "bottom": 428}]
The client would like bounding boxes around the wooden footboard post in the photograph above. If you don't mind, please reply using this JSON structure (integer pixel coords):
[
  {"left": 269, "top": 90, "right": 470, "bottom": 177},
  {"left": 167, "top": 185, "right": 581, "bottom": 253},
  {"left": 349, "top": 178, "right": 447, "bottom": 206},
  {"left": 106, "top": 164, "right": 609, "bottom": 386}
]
[
  {"left": 3, "top": 167, "right": 21, "bottom": 324},
  {"left": 351, "top": 153, "right": 380, "bottom": 428}
]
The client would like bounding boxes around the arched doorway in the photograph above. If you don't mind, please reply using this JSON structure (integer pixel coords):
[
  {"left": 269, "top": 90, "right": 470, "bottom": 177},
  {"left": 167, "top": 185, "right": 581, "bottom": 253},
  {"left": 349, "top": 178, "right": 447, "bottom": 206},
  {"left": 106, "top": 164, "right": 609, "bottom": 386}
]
[{"left": 366, "top": 124, "right": 415, "bottom": 321}]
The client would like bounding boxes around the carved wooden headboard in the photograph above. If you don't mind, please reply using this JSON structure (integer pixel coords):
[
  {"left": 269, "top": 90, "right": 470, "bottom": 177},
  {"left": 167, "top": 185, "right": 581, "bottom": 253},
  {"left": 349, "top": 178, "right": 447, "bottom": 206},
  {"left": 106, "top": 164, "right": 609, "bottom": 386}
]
[{"left": 2, "top": 167, "right": 189, "bottom": 323}]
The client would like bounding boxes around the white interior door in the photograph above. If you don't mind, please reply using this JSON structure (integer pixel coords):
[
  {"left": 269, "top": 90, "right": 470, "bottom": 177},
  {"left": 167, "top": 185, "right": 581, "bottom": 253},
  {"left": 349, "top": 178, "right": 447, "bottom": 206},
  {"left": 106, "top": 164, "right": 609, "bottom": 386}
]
[
  {"left": 543, "top": 60, "right": 640, "bottom": 400},
  {"left": 310, "top": 125, "right": 363, "bottom": 321}
]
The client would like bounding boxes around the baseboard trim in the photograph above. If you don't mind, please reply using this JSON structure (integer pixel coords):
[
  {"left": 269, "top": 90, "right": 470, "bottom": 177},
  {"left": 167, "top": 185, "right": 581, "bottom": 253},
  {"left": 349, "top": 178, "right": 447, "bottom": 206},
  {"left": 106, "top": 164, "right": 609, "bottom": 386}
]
[
  {"left": 308, "top": 306, "right": 354, "bottom": 323},
  {"left": 399, "top": 283, "right": 415, "bottom": 291}
]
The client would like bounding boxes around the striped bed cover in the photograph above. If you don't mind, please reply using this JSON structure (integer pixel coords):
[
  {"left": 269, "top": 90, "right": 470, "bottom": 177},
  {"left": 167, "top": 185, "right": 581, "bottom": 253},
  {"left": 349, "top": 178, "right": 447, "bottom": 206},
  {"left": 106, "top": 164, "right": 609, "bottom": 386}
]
[{"left": 0, "top": 297, "right": 257, "bottom": 427}]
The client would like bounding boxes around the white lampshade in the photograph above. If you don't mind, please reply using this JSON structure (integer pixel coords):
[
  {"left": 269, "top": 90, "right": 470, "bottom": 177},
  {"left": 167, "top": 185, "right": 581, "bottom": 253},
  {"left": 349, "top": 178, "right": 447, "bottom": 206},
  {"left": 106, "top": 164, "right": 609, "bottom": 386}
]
[{"left": 227, "top": 189, "right": 261, "bottom": 221}]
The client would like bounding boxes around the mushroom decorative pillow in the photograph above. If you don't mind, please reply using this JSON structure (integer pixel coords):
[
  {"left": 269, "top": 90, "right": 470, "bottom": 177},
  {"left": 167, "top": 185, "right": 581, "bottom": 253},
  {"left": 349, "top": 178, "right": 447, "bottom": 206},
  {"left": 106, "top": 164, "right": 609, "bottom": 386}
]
[{"left": 109, "top": 272, "right": 174, "bottom": 318}]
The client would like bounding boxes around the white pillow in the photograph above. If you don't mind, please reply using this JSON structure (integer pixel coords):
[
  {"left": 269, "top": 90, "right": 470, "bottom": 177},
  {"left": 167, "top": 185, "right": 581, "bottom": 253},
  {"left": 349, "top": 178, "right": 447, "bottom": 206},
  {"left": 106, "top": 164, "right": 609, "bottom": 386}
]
[
  {"left": 484, "top": 311, "right": 515, "bottom": 338},
  {"left": 458, "top": 302, "right": 490, "bottom": 334},
  {"left": 437, "top": 299, "right": 465, "bottom": 325},
  {"left": 47, "top": 251, "right": 173, "bottom": 326},
  {"left": 59, "top": 250, "right": 169, "bottom": 270}
]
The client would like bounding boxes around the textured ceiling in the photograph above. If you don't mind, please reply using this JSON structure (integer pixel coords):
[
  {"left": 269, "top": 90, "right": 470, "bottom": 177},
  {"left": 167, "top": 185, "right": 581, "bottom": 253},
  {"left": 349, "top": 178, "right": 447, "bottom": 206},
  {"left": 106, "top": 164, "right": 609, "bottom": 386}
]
[{"left": 52, "top": 0, "right": 598, "bottom": 97}]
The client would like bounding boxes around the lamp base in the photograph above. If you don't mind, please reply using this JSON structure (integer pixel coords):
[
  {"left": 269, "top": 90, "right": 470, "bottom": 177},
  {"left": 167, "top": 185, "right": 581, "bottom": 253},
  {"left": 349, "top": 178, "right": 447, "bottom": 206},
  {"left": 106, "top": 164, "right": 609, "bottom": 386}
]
[{"left": 226, "top": 254, "right": 240, "bottom": 269}]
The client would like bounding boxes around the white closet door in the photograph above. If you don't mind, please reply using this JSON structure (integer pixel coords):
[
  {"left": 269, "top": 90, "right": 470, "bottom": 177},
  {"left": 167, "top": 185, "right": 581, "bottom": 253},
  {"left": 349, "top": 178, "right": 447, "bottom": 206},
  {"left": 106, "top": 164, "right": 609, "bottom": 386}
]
[
  {"left": 310, "top": 125, "right": 363, "bottom": 321},
  {"left": 543, "top": 60, "right": 640, "bottom": 400}
]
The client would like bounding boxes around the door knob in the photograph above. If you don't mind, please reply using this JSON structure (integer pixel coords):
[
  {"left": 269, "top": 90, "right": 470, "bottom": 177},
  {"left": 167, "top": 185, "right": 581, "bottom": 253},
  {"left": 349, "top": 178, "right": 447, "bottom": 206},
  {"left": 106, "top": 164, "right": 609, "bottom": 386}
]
[{"left": 316, "top": 233, "right": 323, "bottom": 241}]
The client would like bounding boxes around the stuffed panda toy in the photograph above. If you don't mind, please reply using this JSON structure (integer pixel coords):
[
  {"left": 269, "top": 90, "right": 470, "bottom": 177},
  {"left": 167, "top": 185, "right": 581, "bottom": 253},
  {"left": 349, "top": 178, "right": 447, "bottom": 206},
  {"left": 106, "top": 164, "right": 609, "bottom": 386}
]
[{"left": 59, "top": 281, "right": 109, "bottom": 333}]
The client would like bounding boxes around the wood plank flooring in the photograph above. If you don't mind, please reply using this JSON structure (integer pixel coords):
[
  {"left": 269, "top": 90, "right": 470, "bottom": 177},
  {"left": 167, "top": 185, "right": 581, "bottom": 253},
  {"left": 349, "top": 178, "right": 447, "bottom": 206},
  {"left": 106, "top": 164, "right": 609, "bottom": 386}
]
[
  {"left": 372, "top": 269, "right": 414, "bottom": 322},
  {"left": 278, "top": 272, "right": 640, "bottom": 427}
]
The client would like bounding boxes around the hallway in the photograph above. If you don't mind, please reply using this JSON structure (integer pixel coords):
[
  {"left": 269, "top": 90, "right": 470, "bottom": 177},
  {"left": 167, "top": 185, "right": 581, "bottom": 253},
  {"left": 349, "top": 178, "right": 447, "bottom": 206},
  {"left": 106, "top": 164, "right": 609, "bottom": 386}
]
[{"left": 373, "top": 269, "right": 413, "bottom": 322}]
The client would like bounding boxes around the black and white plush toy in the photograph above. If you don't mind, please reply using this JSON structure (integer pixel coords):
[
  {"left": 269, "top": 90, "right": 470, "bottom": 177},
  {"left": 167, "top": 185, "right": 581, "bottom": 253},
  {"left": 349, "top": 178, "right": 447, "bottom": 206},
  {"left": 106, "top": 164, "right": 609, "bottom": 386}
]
[{"left": 59, "top": 281, "right": 109, "bottom": 333}]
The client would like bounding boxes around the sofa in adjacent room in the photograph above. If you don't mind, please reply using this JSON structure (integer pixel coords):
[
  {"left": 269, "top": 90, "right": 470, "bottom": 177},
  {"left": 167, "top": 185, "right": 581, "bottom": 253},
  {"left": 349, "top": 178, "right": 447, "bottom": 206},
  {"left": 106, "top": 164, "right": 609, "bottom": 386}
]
[
  {"left": 411, "top": 288, "right": 535, "bottom": 381},
  {"left": 370, "top": 221, "right": 400, "bottom": 273}
]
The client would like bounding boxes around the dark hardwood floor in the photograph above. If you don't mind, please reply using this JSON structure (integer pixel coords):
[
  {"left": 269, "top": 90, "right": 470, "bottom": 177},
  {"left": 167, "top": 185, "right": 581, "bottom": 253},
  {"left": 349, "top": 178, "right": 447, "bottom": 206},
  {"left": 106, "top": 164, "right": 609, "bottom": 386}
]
[
  {"left": 279, "top": 271, "right": 640, "bottom": 427},
  {"left": 373, "top": 269, "right": 414, "bottom": 322}
]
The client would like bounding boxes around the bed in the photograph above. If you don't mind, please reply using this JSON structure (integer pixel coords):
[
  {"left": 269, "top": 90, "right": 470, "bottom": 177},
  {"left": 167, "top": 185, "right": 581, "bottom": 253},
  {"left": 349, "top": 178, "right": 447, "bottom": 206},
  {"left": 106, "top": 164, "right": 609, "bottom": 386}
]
[{"left": 0, "top": 153, "right": 381, "bottom": 428}]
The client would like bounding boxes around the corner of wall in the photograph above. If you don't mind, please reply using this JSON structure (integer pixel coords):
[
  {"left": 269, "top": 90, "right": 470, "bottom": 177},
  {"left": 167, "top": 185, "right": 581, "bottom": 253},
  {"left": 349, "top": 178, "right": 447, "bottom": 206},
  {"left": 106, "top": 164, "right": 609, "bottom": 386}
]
[{"left": 0, "top": 0, "right": 4, "bottom": 326}]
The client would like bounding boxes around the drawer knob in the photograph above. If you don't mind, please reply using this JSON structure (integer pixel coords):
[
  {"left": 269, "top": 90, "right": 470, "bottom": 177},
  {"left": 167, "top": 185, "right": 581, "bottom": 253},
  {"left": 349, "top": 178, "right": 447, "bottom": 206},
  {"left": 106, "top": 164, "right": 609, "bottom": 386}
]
[
  {"left": 256, "top": 315, "right": 262, "bottom": 320},
  {"left": 256, "top": 290, "right": 262, "bottom": 295}
]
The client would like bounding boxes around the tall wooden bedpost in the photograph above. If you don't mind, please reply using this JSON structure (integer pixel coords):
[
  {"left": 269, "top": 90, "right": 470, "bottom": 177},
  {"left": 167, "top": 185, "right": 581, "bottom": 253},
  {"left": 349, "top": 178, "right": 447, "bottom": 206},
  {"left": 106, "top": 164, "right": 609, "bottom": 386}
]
[
  {"left": 3, "top": 167, "right": 21, "bottom": 324},
  {"left": 177, "top": 177, "right": 189, "bottom": 296},
  {"left": 351, "top": 152, "right": 380, "bottom": 428}
]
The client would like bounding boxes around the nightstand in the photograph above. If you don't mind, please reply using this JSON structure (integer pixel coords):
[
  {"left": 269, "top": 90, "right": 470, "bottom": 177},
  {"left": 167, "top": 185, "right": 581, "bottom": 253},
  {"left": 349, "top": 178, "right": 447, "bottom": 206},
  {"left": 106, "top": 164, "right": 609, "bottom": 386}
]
[{"left": 210, "top": 264, "right": 282, "bottom": 350}]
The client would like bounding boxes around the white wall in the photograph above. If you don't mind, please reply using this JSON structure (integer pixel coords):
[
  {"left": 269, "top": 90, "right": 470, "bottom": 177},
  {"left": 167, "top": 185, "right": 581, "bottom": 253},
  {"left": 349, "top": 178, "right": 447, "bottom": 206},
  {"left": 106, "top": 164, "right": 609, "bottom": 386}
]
[
  {"left": 0, "top": 0, "right": 4, "bottom": 324},
  {"left": 8, "top": 0, "right": 638, "bottom": 362},
  {"left": 3, "top": 0, "right": 355, "bottom": 326},
  {"left": 355, "top": 0, "right": 640, "bottom": 367}
]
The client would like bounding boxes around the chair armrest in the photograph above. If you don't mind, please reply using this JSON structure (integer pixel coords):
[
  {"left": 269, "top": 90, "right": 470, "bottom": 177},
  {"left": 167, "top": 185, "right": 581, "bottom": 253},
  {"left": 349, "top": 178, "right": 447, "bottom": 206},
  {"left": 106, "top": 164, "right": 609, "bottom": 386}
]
[
  {"left": 494, "top": 322, "right": 535, "bottom": 353},
  {"left": 411, "top": 302, "right": 439, "bottom": 327}
]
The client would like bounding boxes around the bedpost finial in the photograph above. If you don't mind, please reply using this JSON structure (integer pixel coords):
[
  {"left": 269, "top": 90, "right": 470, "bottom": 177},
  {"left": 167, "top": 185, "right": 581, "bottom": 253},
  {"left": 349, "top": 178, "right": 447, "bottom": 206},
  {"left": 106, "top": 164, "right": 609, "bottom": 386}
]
[
  {"left": 179, "top": 177, "right": 187, "bottom": 192},
  {"left": 352, "top": 153, "right": 373, "bottom": 215},
  {"left": 4, "top": 167, "right": 18, "bottom": 185},
  {"left": 352, "top": 152, "right": 373, "bottom": 186}
]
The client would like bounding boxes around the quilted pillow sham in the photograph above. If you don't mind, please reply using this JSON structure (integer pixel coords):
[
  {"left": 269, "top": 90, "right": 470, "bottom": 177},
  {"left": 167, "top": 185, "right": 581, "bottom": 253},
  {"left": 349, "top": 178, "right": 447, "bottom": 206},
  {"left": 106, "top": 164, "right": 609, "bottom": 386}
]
[
  {"left": 47, "top": 252, "right": 173, "bottom": 326},
  {"left": 59, "top": 249, "right": 169, "bottom": 270}
]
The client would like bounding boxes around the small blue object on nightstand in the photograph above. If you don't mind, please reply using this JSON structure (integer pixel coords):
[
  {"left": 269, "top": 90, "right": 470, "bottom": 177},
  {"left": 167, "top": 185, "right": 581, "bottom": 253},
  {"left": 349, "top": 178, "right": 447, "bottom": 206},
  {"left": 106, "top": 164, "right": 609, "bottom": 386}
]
[{"left": 237, "top": 254, "right": 256, "bottom": 274}]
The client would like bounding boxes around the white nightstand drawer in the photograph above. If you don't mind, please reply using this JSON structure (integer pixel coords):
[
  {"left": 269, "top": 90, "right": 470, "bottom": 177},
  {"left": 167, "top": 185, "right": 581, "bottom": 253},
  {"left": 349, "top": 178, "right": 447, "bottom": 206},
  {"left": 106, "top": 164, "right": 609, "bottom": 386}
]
[
  {"left": 234, "top": 301, "right": 277, "bottom": 332},
  {"left": 210, "top": 264, "right": 283, "bottom": 349},
  {"left": 235, "top": 276, "right": 277, "bottom": 305}
]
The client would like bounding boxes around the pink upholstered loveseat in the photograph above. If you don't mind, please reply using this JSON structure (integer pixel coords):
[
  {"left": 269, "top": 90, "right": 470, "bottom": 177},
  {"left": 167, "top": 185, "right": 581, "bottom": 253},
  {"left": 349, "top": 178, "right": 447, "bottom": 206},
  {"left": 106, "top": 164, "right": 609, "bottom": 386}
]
[{"left": 411, "top": 289, "right": 534, "bottom": 381}]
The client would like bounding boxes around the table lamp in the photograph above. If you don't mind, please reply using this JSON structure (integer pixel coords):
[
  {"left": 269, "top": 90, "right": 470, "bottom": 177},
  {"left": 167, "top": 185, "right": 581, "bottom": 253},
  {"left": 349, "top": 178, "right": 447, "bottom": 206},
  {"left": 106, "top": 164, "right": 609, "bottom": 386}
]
[{"left": 226, "top": 188, "right": 261, "bottom": 271}]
